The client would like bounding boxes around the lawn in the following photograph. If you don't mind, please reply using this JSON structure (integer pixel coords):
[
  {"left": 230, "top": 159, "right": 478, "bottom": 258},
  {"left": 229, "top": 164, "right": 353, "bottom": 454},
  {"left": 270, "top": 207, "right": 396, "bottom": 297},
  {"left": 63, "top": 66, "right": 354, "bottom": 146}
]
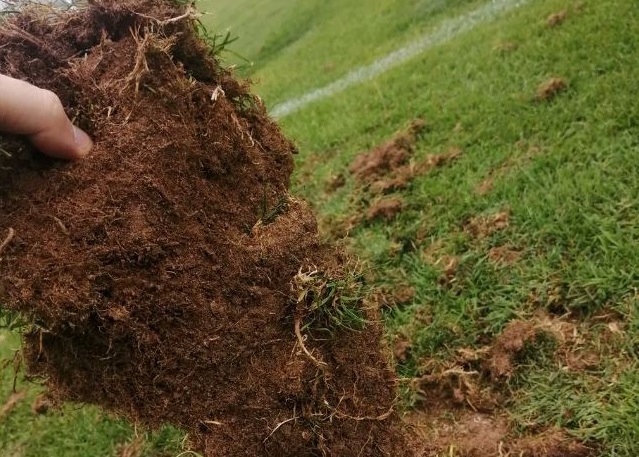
[{"left": 2, "top": 0, "right": 638, "bottom": 455}]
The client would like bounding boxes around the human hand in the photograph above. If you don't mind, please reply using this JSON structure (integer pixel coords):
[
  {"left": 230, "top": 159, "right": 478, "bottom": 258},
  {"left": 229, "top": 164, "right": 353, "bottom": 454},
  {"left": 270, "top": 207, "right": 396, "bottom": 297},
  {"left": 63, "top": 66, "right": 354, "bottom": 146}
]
[{"left": 0, "top": 74, "right": 92, "bottom": 159}]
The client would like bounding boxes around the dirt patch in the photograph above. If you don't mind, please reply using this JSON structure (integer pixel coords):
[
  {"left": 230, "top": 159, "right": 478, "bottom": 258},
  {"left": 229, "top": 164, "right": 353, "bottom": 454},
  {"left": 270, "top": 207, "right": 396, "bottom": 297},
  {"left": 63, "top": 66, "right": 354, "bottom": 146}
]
[
  {"left": 475, "top": 177, "right": 495, "bottom": 196},
  {"left": 406, "top": 314, "right": 596, "bottom": 456},
  {"left": 369, "top": 148, "right": 461, "bottom": 195},
  {"left": 412, "top": 409, "right": 595, "bottom": 457},
  {"left": 485, "top": 320, "right": 540, "bottom": 379},
  {"left": 487, "top": 244, "right": 521, "bottom": 265},
  {"left": 0, "top": 390, "right": 26, "bottom": 418},
  {"left": 325, "top": 172, "right": 347, "bottom": 193},
  {"left": 31, "top": 393, "right": 53, "bottom": 415},
  {"left": 547, "top": 10, "right": 568, "bottom": 27},
  {"left": 349, "top": 119, "right": 426, "bottom": 182},
  {"left": 349, "top": 120, "right": 460, "bottom": 196},
  {"left": 410, "top": 410, "right": 509, "bottom": 457},
  {"left": 511, "top": 429, "right": 596, "bottom": 457},
  {"left": 378, "top": 284, "right": 417, "bottom": 310},
  {"left": 366, "top": 196, "right": 405, "bottom": 221},
  {"left": 536, "top": 77, "right": 569, "bottom": 101},
  {"left": 0, "top": 2, "right": 412, "bottom": 455},
  {"left": 409, "top": 404, "right": 597, "bottom": 457},
  {"left": 415, "top": 366, "right": 499, "bottom": 413},
  {"left": 391, "top": 285, "right": 417, "bottom": 305},
  {"left": 393, "top": 336, "right": 413, "bottom": 363},
  {"left": 464, "top": 211, "right": 511, "bottom": 239},
  {"left": 462, "top": 312, "right": 600, "bottom": 376},
  {"left": 347, "top": 123, "right": 459, "bottom": 230}
]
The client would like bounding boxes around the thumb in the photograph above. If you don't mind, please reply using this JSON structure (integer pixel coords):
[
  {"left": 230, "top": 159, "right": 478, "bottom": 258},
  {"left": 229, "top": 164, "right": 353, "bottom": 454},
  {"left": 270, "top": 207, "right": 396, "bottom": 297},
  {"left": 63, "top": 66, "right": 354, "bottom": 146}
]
[{"left": 0, "top": 75, "right": 93, "bottom": 159}]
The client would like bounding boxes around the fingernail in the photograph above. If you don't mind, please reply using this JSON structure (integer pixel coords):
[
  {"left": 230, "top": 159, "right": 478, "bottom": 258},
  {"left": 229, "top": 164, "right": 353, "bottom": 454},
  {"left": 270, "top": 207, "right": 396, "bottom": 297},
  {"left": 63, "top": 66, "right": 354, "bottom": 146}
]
[{"left": 73, "top": 125, "right": 93, "bottom": 157}]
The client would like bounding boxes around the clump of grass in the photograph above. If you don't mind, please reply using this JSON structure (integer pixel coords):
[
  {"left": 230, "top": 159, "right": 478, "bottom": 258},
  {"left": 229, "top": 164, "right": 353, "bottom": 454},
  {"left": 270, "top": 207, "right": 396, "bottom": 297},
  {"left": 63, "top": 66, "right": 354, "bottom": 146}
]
[
  {"left": 258, "top": 194, "right": 289, "bottom": 226},
  {"left": 293, "top": 265, "right": 369, "bottom": 337},
  {"left": 194, "top": 18, "right": 251, "bottom": 67},
  {"left": 0, "top": 307, "right": 25, "bottom": 333}
]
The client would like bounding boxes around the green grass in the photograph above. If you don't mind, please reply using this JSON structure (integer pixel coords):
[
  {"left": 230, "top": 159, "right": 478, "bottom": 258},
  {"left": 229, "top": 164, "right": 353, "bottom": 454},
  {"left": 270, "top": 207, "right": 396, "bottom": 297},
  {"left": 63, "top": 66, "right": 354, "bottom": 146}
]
[
  {"left": 294, "top": 266, "right": 369, "bottom": 336},
  {"left": 0, "top": 331, "right": 185, "bottom": 457},
  {"left": 3, "top": 0, "right": 639, "bottom": 455},
  {"left": 199, "top": 0, "right": 492, "bottom": 105}
]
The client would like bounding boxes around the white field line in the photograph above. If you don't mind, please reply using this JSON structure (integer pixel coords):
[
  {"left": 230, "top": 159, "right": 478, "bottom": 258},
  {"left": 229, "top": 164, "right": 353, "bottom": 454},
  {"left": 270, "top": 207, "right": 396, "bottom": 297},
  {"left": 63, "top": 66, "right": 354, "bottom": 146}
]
[{"left": 271, "top": 0, "right": 532, "bottom": 119}]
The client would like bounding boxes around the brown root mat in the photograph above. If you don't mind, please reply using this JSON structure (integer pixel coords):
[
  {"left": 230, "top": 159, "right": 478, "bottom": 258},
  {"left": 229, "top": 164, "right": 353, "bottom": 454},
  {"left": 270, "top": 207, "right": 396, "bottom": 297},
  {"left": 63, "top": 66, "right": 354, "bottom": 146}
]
[{"left": 0, "top": 1, "right": 413, "bottom": 455}]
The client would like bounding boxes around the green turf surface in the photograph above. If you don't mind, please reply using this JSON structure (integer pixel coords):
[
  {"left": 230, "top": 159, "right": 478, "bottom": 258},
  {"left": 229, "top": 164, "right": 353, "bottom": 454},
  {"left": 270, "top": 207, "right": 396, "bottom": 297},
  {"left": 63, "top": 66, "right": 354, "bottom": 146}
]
[
  {"left": 199, "top": 0, "right": 491, "bottom": 105},
  {"left": 2, "top": 0, "right": 638, "bottom": 455}
]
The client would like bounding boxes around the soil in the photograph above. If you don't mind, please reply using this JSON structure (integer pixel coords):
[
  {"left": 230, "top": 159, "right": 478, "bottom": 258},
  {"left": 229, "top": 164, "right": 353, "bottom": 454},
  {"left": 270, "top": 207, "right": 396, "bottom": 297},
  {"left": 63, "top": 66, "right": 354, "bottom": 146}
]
[
  {"left": 31, "top": 393, "right": 53, "bottom": 415},
  {"left": 485, "top": 320, "right": 540, "bottom": 379},
  {"left": 389, "top": 285, "right": 416, "bottom": 306},
  {"left": 547, "top": 10, "right": 568, "bottom": 27},
  {"left": 0, "top": 2, "right": 412, "bottom": 455},
  {"left": 366, "top": 196, "right": 405, "bottom": 221},
  {"left": 511, "top": 429, "right": 596, "bottom": 457},
  {"left": 393, "top": 336, "right": 412, "bottom": 363},
  {"left": 348, "top": 120, "right": 460, "bottom": 196},
  {"left": 0, "top": 390, "right": 25, "bottom": 418},
  {"left": 332, "top": 122, "right": 460, "bottom": 232},
  {"left": 487, "top": 244, "right": 521, "bottom": 265},
  {"left": 536, "top": 77, "right": 568, "bottom": 101},
  {"left": 405, "top": 313, "right": 598, "bottom": 456},
  {"left": 349, "top": 120, "right": 426, "bottom": 183},
  {"left": 411, "top": 410, "right": 595, "bottom": 457},
  {"left": 464, "top": 211, "right": 510, "bottom": 239}
]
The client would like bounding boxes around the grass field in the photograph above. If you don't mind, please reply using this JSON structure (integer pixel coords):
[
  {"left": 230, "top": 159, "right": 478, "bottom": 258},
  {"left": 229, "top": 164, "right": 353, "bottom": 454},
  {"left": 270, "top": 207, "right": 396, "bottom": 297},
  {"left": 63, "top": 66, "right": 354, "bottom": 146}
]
[{"left": 2, "top": 0, "right": 639, "bottom": 455}]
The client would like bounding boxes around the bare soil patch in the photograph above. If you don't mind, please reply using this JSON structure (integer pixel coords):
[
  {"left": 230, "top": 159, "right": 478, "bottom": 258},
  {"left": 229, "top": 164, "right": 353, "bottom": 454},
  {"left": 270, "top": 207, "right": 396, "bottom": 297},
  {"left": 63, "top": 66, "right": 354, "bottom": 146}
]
[
  {"left": 0, "top": 390, "right": 25, "bottom": 419},
  {"left": 485, "top": 320, "right": 540, "bottom": 379},
  {"left": 349, "top": 119, "right": 426, "bottom": 183},
  {"left": 366, "top": 196, "right": 405, "bottom": 222},
  {"left": 464, "top": 211, "right": 511, "bottom": 239},
  {"left": 390, "top": 285, "right": 417, "bottom": 306},
  {"left": 547, "top": 10, "right": 568, "bottom": 27},
  {"left": 511, "top": 429, "right": 596, "bottom": 457},
  {"left": 346, "top": 122, "right": 459, "bottom": 229},
  {"left": 349, "top": 120, "right": 460, "bottom": 196},
  {"left": 31, "top": 393, "right": 53, "bottom": 416},
  {"left": 536, "top": 77, "right": 569, "bottom": 101},
  {"left": 487, "top": 244, "right": 521, "bottom": 266},
  {"left": 0, "top": 2, "right": 412, "bottom": 455},
  {"left": 393, "top": 336, "right": 413, "bottom": 363},
  {"left": 411, "top": 409, "right": 595, "bottom": 457},
  {"left": 403, "top": 311, "right": 598, "bottom": 456}
]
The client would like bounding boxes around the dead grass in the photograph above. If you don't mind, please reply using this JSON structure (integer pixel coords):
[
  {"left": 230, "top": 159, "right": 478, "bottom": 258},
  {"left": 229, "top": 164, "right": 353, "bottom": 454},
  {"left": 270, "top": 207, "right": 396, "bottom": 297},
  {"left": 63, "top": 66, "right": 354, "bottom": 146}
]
[{"left": 116, "top": 436, "right": 144, "bottom": 457}]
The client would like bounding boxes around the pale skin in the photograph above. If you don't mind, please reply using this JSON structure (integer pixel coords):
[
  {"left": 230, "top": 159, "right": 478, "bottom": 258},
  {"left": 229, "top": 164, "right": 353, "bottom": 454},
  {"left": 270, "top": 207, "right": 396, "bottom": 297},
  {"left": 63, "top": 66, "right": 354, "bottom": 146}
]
[{"left": 0, "top": 74, "right": 92, "bottom": 159}]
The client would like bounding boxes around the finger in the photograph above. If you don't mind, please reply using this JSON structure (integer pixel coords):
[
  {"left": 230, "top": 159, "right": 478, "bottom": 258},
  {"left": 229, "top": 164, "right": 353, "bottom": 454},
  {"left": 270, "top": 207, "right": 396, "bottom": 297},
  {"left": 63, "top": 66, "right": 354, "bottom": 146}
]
[{"left": 0, "top": 75, "right": 92, "bottom": 159}]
